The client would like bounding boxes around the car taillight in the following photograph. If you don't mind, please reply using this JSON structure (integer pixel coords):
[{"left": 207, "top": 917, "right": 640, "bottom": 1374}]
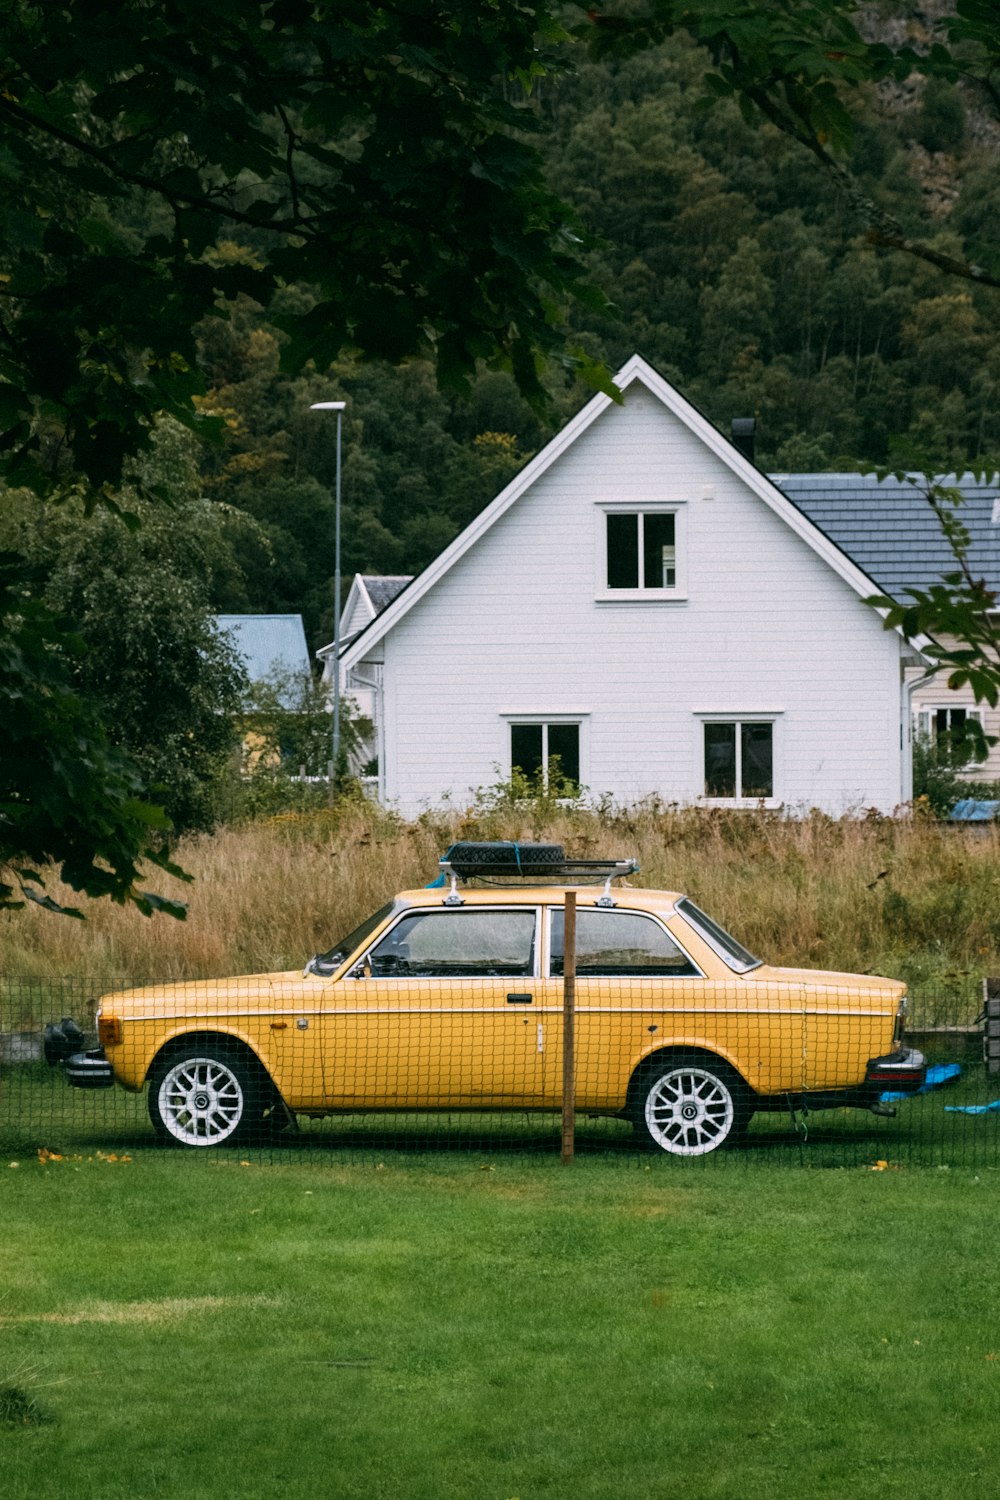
[{"left": 98, "top": 1015, "right": 122, "bottom": 1047}]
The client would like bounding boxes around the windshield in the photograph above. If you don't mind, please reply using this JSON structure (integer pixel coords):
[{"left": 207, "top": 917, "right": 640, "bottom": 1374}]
[
  {"left": 677, "top": 898, "right": 761, "bottom": 974},
  {"left": 310, "top": 901, "right": 397, "bottom": 975}
]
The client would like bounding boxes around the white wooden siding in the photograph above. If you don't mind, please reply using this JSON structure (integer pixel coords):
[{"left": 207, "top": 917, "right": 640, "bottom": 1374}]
[
  {"left": 363, "top": 384, "right": 907, "bottom": 816},
  {"left": 341, "top": 586, "right": 373, "bottom": 640}
]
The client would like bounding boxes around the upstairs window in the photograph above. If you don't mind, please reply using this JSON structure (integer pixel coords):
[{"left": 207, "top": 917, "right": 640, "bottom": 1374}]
[{"left": 600, "top": 506, "right": 685, "bottom": 597}]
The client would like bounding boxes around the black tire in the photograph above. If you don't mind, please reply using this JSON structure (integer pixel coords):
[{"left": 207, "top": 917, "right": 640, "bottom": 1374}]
[
  {"left": 629, "top": 1051, "right": 752, "bottom": 1157},
  {"left": 147, "top": 1041, "right": 282, "bottom": 1149}
]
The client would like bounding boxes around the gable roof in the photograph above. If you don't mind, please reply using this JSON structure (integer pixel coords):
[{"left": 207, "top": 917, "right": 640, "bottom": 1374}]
[
  {"left": 340, "top": 354, "right": 928, "bottom": 673},
  {"left": 318, "top": 574, "right": 414, "bottom": 664},
  {"left": 773, "top": 472, "right": 1000, "bottom": 597},
  {"left": 216, "top": 614, "right": 312, "bottom": 695},
  {"left": 361, "top": 574, "right": 413, "bottom": 614}
]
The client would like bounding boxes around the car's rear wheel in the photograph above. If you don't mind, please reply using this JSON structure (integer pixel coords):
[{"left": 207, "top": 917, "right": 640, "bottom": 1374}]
[
  {"left": 148, "top": 1045, "right": 282, "bottom": 1148},
  {"left": 630, "top": 1052, "right": 751, "bottom": 1157}
]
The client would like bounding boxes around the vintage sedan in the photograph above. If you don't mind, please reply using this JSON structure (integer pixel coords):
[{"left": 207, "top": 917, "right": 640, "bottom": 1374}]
[{"left": 45, "top": 844, "right": 925, "bottom": 1155}]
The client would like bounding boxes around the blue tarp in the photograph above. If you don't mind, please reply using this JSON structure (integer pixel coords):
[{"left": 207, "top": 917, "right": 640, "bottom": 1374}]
[
  {"left": 949, "top": 798, "right": 1000, "bottom": 823},
  {"left": 945, "top": 1096, "right": 1000, "bottom": 1115}
]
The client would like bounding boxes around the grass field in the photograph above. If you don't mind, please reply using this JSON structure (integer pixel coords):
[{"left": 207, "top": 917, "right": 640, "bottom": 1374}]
[
  {"left": 2, "top": 1151, "right": 999, "bottom": 1500},
  {"left": 2, "top": 800, "right": 999, "bottom": 1005}
]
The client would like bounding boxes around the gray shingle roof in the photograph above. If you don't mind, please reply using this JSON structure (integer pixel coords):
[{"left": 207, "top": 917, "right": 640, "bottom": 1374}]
[
  {"left": 362, "top": 575, "right": 412, "bottom": 613},
  {"left": 771, "top": 472, "right": 1000, "bottom": 597}
]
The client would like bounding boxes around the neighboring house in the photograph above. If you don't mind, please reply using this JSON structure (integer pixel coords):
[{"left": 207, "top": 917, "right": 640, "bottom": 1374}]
[
  {"left": 318, "top": 574, "right": 412, "bottom": 722},
  {"left": 330, "top": 354, "right": 933, "bottom": 817},
  {"left": 217, "top": 613, "right": 313, "bottom": 696},
  {"left": 776, "top": 473, "right": 1000, "bottom": 782},
  {"left": 216, "top": 613, "right": 312, "bottom": 768},
  {"left": 318, "top": 576, "right": 412, "bottom": 774}
]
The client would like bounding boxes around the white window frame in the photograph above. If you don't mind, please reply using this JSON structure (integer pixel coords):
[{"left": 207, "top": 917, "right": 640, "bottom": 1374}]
[
  {"left": 915, "top": 705, "right": 985, "bottom": 740},
  {"left": 501, "top": 713, "right": 588, "bottom": 791},
  {"left": 915, "top": 704, "right": 986, "bottom": 770},
  {"left": 596, "top": 501, "right": 688, "bottom": 602},
  {"left": 696, "top": 712, "right": 782, "bottom": 808}
]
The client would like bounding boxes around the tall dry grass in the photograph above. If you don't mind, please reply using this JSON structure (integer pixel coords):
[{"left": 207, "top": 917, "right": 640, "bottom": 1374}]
[{"left": 3, "top": 800, "right": 999, "bottom": 1002}]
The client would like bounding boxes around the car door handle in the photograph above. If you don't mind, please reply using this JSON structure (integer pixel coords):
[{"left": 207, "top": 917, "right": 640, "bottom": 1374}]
[{"left": 506, "top": 993, "right": 533, "bottom": 1004}]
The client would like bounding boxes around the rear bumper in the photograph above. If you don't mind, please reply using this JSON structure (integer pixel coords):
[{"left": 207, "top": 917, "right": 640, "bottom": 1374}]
[
  {"left": 863, "top": 1046, "right": 927, "bottom": 1096},
  {"left": 752, "top": 1047, "right": 927, "bottom": 1115}
]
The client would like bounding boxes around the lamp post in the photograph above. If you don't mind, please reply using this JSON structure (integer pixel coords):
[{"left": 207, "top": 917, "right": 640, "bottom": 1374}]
[{"left": 310, "top": 400, "right": 346, "bottom": 798}]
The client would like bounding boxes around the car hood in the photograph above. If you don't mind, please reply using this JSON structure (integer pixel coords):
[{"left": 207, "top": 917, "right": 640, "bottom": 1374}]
[{"left": 98, "top": 971, "right": 304, "bottom": 1017}]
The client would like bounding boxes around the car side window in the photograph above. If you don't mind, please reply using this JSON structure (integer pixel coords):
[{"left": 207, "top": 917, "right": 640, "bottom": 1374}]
[
  {"left": 549, "top": 908, "right": 699, "bottom": 977},
  {"left": 367, "top": 909, "right": 536, "bottom": 978}
]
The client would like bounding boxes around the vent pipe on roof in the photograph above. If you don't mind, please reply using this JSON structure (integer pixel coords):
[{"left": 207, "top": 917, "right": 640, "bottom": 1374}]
[{"left": 731, "top": 418, "right": 756, "bottom": 464}]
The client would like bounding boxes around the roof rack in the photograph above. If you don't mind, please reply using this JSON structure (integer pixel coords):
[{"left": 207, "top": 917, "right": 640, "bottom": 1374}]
[{"left": 434, "top": 843, "right": 639, "bottom": 905}]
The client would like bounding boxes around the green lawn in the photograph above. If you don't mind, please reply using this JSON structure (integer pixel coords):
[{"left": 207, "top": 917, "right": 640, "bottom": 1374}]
[{"left": 2, "top": 1145, "right": 1000, "bottom": 1500}]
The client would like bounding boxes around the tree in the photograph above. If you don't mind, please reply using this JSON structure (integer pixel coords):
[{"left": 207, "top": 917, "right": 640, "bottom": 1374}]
[
  {"left": 0, "top": 0, "right": 608, "bottom": 503},
  {"left": 1, "top": 419, "right": 250, "bottom": 840},
  {"left": 0, "top": 554, "right": 189, "bottom": 917},
  {"left": 580, "top": 0, "right": 1000, "bottom": 291},
  {"left": 573, "top": 3, "right": 1000, "bottom": 723},
  {"left": 0, "top": 0, "right": 606, "bottom": 911}
]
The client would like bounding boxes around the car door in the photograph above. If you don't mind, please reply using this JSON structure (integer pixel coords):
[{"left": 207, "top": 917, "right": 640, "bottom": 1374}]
[
  {"left": 536, "top": 904, "right": 707, "bottom": 1110},
  {"left": 319, "top": 905, "right": 546, "bottom": 1108}
]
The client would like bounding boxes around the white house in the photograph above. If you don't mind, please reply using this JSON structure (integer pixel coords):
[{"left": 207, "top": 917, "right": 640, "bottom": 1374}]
[{"left": 333, "top": 355, "right": 931, "bottom": 817}]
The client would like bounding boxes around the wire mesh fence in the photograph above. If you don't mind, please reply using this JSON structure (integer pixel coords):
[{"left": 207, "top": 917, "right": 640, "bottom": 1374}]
[{"left": 2, "top": 971, "right": 996, "bottom": 1169}]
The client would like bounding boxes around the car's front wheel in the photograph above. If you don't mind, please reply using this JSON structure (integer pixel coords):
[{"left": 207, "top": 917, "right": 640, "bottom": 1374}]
[
  {"left": 630, "top": 1052, "right": 751, "bottom": 1156},
  {"left": 148, "top": 1045, "right": 281, "bottom": 1148}
]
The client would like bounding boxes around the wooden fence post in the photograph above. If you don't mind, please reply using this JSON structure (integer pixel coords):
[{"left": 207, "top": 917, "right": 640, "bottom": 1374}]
[{"left": 561, "top": 890, "right": 576, "bottom": 1165}]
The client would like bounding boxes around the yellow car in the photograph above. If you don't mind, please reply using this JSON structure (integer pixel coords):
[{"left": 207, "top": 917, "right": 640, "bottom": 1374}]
[{"left": 45, "top": 843, "right": 925, "bottom": 1155}]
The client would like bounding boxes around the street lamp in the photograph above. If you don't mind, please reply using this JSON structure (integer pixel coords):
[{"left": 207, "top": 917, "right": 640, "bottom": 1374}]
[{"left": 310, "top": 400, "right": 346, "bottom": 797}]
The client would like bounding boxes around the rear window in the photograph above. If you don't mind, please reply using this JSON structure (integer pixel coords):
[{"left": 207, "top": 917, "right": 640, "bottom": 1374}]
[{"left": 677, "top": 898, "right": 761, "bottom": 974}]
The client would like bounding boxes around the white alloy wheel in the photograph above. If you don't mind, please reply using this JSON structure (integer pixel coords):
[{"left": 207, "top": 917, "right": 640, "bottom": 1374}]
[
  {"left": 154, "top": 1055, "right": 247, "bottom": 1147},
  {"left": 637, "top": 1059, "right": 743, "bottom": 1156}
]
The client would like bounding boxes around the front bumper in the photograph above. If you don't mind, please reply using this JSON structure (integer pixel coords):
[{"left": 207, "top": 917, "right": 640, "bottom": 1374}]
[
  {"left": 63, "top": 1048, "right": 114, "bottom": 1089},
  {"left": 44, "top": 1019, "right": 114, "bottom": 1089}
]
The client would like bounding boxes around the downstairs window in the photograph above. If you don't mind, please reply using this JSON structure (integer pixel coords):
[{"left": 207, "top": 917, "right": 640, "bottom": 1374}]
[
  {"left": 703, "top": 720, "right": 774, "bottom": 800},
  {"left": 509, "top": 721, "right": 580, "bottom": 793}
]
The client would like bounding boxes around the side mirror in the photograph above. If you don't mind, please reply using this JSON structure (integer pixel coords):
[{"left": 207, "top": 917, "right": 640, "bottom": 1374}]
[{"left": 303, "top": 952, "right": 343, "bottom": 979}]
